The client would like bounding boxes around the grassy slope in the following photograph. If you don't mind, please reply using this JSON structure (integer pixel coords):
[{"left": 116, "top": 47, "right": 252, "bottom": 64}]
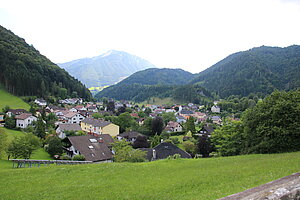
[
  {"left": 1, "top": 152, "right": 300, "bottom": 200},
  {"left": 0, "top": 89, "right": 30, "bottom": 111},
  {"left": 0, "top": 127, "right": 52, "bottom": 160}
]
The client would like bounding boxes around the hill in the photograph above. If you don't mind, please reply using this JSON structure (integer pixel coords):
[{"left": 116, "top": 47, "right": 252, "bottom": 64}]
[
  {"left": 1, "top": 152, "right": 300, "bottom": 199},
  {"left": 0, "top": 25, "right": 92, "bottom": 100},
  {"left": 0, "top": 88, "right": 30, "bottom": 111},
  {"left": 95, "top": 68, "right": 211, "bottom": 102},
  {"left": 190, "top": 45, "right": 300, "bottom": 98},
  {"left": 58, "top": 50, "right": 156, "bottom": 88}
]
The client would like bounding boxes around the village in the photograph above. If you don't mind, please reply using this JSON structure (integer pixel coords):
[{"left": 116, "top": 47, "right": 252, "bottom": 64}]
[{"left": 0, "top": 97, "right": 233, "bottom": 163}]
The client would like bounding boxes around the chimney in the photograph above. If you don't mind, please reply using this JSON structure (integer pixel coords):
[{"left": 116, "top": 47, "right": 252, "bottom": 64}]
[
  {"left": 152, "top": 149, "right": 156, "bottom": 160},
  {"left": 98, "top": 138, "right": 104, "bottom": 143}
]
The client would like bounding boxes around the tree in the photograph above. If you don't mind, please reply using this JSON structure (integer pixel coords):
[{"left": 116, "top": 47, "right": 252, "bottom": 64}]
[
  {"left": 162, "top": 112, "right": 176, "bottom": 125},
  {"left": 185, "top": 117, "right": 196, "bottom": 134},
  {"left": 144, "top": 108, "right": 152, "bottom": 116},
  {"left": 242, "top": 90, "right": 300, "bottom": 153},
  {"left": 0, "top": 129, "right": 8, "bottom": 158},
  {"left": 2, "top": 105, "right": 10, "bottom": 113},
  {"left": 197, "top": 134, "right": 212, "bottom": 158},
  {"left": 112, "top": 140, "right": 146, "bottom": 162},
  {"left": 34, "top": 116, "right": 46, "bottom": 138},
  {"left": 73, "top": 154, "right": 85, "bottom": 161},
  {"left": 133, "top": 135, "right": 150, "bottom": 148},
  {"left": 4, "top": 116, "right": 16, "bottom": 129},
  {"left": 6, "top": 133, "right": 41, "bottom": 159},
  {"left": 92, "top": 112, "right": 102, "bottom": 119},
  {"left": 107, "top": 101, "right": 115, "bottom": 112},
  {"left": 115, "top": 112, "right": 136, "bottom": 133},
  {"left": 182, "top": 141, "right": 196, "bottom": 156},
  {"left": 151, "top": 116, "right": 164, "bottom": 135},
  {"left": 45, "top": 113, "right": 58, "bottom": 128},
  {"left": 150, "top": 134, "right": 161, "bottom": 148},
  {"left": 44, "top": 136, "right": 63, "bottom": 157}
]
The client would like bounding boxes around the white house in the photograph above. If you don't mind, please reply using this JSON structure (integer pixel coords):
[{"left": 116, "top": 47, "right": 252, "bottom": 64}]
[
  {"left": 34, "top": 99, "right": 47, "bottom": 106},
  {"left": 64, "top": 112, "right": 85, "bottom": 124},
  {"left": 56, "top": 123, "right": 82, "bottom": 139},
  {"left": 211, "top": 105, "right": 221, "bottom": 113},
  {"left": 15, "top": 113, "right": 37, "bottom": 128},
  {"left": 165, "top": 121, "right": 183, "bottom": 132}
]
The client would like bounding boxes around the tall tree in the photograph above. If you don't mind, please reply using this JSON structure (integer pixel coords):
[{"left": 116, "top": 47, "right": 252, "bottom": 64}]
[{"left": 151, "top": 116, "right": 164, "bottom": 135}]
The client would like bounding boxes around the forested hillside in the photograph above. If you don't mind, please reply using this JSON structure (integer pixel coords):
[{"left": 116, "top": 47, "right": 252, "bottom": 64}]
[
  {"left": 0, "top": 25, "right": 92, "bottom": 100},
  {"left": 190, "top": 45, "right": 300, "bottom": 98},
  {"left": 96, "top": 68, "right": 211, "bottom": 103},
  {"left": 58, "top": 50, "right": 156, "bottom": 88}
]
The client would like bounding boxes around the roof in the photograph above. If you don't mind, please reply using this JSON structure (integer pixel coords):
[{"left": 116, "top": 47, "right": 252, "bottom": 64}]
[
  {"left": 7, "top": 109, "right": 28, "bottom": 115},
  {"left": 118, "top": 131, "right": 141, "bottom": 139},
  {"left": 180, "top": 110, "right": 194, "bottom": 115},
  {"left": 166, "top": 121, "right": 181, "bottom": 129},
  {"left": 57, "top": 123, "right": 82, "bottom": 132},
  {"left": 68, "top": 135, "right": 114, "bottom": 162},
  {"left": 140, "top": 142, "right": 191, "bottom": 161},
  {"left": 211, "top": 116, "right": 221, "bottom": 120},
  {"left": 82, "top": 118, "right": 111, "bottom": 127},
  {"left": 199, "top": 124, "right": 214, "bottom": 135},
  {"left": 64, "top": 112, "right": 78, "bottom": 119},
  {"left": 15, "top": 113, "right": 35, "bottom": 120}
]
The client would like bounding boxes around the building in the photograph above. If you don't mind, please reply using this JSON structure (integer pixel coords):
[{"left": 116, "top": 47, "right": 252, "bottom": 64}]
[
  {"left": 34, "top": 99, "right": 47, "bottom": 106},
  {"left": 81, "top": 118, "right": 119, "bottom": 137},
  {"left": 15, "top": 113, "right": 37, "bottom": 128},
  {"left": 140, "top": 142, "right": 191, "bottom": 161},
  {"left": 211, "top": 105, "right": 221, "bottom": 113},
  {"left": 6, "top": 109, "right": 28, "bottom": 117},
  {"left": 164, "top": 121, "right": 183, "bottom": 132},
  {"left": 117, "top": 131, "right": 141, "bottom": 143},
  {"left": 64, "top": 112, "right": 85, "bottom": 124},
  {"left": 66, "top": 135, "right": 114, "bottom": 162},
  {"left": 56, "top": 123, "right": 82, "bottom": 139}
]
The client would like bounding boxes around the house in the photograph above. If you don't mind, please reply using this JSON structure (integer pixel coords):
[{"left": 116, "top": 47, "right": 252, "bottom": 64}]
[
  {"left": 140, "top": 142, "right": 191, "bottom": 161},
  {"left": 86, "top": 105, "right": 98, "bottom": 113},
  {"left": 6, "top": 109, "right": 28, "bottom": 117},
  {"left": 211, "top": 116, "right": 222, "bottom": 125},
  {"left": 117, "top": 131, "right": 141, "bottom": 143},
  {"left": 176, "top": 115, "right": 186, "bottom": 123},
  {"left": 165, "top": 121, "right": 182, "bottom": 132},
  {"left": 56, "top": 123, "right": 82, "bottom": 139},
  {"left": 0, "top": 115, "right": 4, "bottom": 123},
  {"left": 15, "top": 113, "right": 37, "bottom": 128},
  {"left": 211, "top": 105, "right": 220, "bottom": 113},
  {"left": 81, "top": 118, "right": 119, "bottom": 137},
  {"left": 64, "top": 112, "right": 85, "bottom": 124},
  {"left": 66, "top": 135, "right": 114, "bottom": 162},
  {"left": 197, "top": 124, "right": 214, "bottom": 137},
  {"left": 34, "top": 99, "right": 47, "bottom": 106}
]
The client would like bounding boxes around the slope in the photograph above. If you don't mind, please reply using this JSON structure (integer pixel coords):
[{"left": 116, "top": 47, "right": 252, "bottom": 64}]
[
  {"left": 0, "top": 88, "right": 30, "bottom": 111},
  {"left": 95, "top": 68, "right": 209, "bottom": 102},
  {"left": 190, "top": 45, "right": 300, "bottom": 98},
  {"left": 58, "top": 50, "right": 157, "bottom": 88},
  {"left": 0, "top": 152, "right": 300, "bottom": 200},
  {"left": 0, "top": 25, "right": 92, "bottom": 100}
]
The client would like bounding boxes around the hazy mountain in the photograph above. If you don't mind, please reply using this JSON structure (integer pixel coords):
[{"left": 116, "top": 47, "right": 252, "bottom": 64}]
[
  {"left": 95, "top": 68, "right": 211, "bottom": 103},
  {"left": 0, "top": 25, "right": 92, "bottom": 100},
  {"left": 58, "top": 50, "right": 157, "bottom": 88},
  {"left": 190, "top": 45, "right": 300, "bottom": 98}
]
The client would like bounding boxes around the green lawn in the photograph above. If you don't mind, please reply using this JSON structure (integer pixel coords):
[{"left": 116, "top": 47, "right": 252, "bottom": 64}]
[
  {"left": 0, "top": 127, "right": 52, "bottom": 160},
  {"left": 1, "top": 152, "right": 300, "bottom": 200},
  {"left": 0, "top": 89, "right": 30, "bottom": 111}
]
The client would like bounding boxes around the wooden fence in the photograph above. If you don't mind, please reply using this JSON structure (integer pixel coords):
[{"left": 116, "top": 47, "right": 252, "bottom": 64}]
[{"left": 10, "top": 159, "right": 93, "bottom": 168}]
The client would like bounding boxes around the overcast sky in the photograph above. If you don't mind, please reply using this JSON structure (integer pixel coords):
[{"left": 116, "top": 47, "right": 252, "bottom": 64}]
[{"left": 1, "top": 0, "right": 300, "bottom": 73}]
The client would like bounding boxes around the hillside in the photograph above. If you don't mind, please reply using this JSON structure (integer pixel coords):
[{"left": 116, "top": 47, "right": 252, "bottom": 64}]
[
  {"left": 0, "top": 88, "right": 30, "bottom": 111},
  {"left": 58, "top": 50, "right": 156, "bottom": 88},
  {"left": 0, "top": 25, "right": 92, "bottom": 100},
  {"left": 1, "top": 152, "right": 300, "bottom": 199},
  {"left": 190, "top": 45, "right": 300, "bottom": 98},
  {"left": 95, "top": 68, "right": 210, "bottom": 102}
]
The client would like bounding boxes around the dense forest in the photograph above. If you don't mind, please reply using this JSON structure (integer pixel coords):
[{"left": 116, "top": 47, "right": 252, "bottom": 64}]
[
  {"left": 0, "top": 25, "right": 92, "bottom": 100},
  {"left": 95, "top": 68, "right": 212, "bottom": 103},
  {"left": 190, "top": 45, "right": 300, "bottom": 98}
]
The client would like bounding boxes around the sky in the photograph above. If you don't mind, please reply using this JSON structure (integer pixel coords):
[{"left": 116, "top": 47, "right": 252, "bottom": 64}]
[{"left": 1, "top": 0, "right": 300, "bottom": 73}]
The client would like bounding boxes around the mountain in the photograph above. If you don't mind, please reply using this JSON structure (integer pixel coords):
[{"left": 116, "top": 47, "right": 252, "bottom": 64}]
[
  {"left": 190, "top": 45, "right": 300, "bottom": 98},
  {"left": 95, "top": 68, "right": 211, "bottom": 103},
  {"left": 0, "top": 25, "right": 92, "bottom": 100},
  {"left": 58, "top": 50, "right": 157, "bottom": 88}
]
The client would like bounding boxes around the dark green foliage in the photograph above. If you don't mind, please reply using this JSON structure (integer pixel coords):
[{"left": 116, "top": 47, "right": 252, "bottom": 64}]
[
  {"left": 6, "top": 133, "right": 41, "bottom": 159},
  {"left": 0, "top": 25, "right": 92, "bottom": 100},
  {"left": 45, "top": 136, "right": 63, "bottom": 157},
  {"left": 162, "top": 112, "right": 176, "bottom": 125},
  {"left": 132, "top": 135, "right": 150, "bottom": 148},
  {"left": 4, "top": 116, "right": 16, "bottom": 129},
  {"left": 197, "top": 134, "right": 212, "bottom": 158},
  {"left": 72, "top": 154, "right": 85, "bottom": 161},
  {"left": 151, "top": 116, "right": 164, "bottom": 135},
  {"left": 34, "top": 117, "right": 46, "bottom": 138},
  {"left": 112, "top": 140, "right": 146, "bottom": 162},
  {"left": 242, "top": 90, "right": 300, "bottom": 153},
  {"left": 114, "top": 112, "right": 137, "bottom": 133},
  {"left": 185, "top": 117, "right": 196, "bottom": 134},
  {"left": 191, "top": 45, "right": 300, "bottom": 98}
]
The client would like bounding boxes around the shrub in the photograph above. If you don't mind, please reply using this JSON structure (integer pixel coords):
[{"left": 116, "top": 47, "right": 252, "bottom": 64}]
[{"left": 73, "top": 154, "right": 85, "bottom": 161}]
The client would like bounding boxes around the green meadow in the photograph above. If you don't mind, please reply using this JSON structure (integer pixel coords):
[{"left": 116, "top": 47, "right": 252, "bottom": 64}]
[
  {"left": 1, "top": 152, "right": 300, "bottom": 200},
  {"left": 0, "top": 89, "right": 30, "bottom": 111}
]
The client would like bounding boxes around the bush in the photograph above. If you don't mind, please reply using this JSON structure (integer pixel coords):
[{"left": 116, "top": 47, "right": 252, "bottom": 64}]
[
  {"left": 60, "top": 153, "right": 71, "bottom": 160},
  {"left": 167, "top": 154, "right": 181, "bottom": 160},
  {"left": 73, "top": 154, "right": 85, "bottom": 161}
]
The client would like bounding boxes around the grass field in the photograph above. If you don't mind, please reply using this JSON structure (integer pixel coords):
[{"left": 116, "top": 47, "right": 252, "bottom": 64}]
[
  {"left": 0, "top": 127, "right": 52, "bottom": 160},
  {"left": 0, "top": 89, "right": 30, "bottom": 111},
  {"left": 1, "top": 152, "right": 300, "bottom": 200}
]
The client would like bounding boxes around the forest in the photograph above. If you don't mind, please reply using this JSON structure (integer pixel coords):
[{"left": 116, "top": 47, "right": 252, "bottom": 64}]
[{"left": 0, "top": 25, "right": 92, "bottom": 100}]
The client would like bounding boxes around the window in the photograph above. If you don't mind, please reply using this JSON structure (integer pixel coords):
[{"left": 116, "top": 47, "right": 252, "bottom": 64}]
[{"left": 88, "top": 145, "right": 94, "bottom": 149}]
